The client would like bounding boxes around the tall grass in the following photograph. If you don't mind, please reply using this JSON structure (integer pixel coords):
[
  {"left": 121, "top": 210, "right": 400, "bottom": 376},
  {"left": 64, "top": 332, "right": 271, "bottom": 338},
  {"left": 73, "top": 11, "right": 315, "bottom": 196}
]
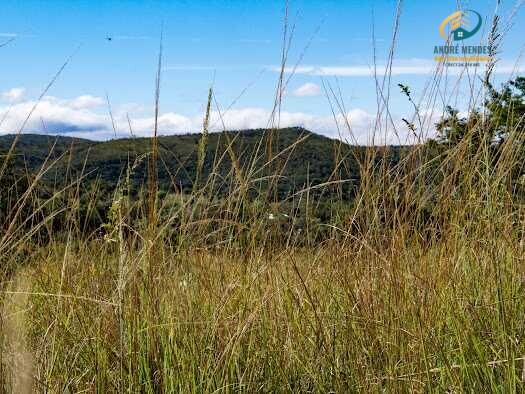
[{"left": 2, "top": 1, "right": 525, "bottom": 392}]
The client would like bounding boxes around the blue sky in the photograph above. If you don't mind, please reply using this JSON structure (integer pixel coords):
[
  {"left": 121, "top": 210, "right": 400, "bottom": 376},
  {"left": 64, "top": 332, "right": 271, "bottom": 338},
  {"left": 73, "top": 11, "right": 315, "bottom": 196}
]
[{"left": 1, "top": 0, "right": 524, "bottom": 143}]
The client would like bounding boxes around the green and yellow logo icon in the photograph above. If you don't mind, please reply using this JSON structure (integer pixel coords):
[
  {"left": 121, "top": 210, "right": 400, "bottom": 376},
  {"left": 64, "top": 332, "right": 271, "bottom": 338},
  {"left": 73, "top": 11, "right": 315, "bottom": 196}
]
[{"left": 439, "top": 10, "right": 482, "bottom": 41}]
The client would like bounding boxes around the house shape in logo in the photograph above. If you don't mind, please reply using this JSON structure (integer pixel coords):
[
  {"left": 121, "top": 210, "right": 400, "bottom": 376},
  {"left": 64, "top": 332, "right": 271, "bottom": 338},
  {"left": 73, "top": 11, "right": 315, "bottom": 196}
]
[{"left": 453, "top": 26, "right": 468, "bottom": 40}]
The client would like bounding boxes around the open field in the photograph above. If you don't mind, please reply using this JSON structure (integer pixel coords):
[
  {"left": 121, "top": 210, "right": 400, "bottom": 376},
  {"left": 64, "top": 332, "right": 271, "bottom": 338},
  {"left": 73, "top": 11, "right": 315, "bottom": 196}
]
[
  {"left": 2, "top": 0, "right": 525, "bottom": 392},
  {"left": 7, "top": 235, "right": 525, "bottom": 392},
  {"left": 2, "top": 115, "right": 525, "bottom": 391}
]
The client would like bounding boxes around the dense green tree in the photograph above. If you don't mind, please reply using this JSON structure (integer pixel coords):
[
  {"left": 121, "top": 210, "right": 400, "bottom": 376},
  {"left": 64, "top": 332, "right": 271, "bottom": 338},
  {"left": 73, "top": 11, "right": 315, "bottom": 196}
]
[
  {"left": 486, "top": 76, "right": 525, "bottom": 141},
  {"left": 435, "top": 76, "right": 525, "bottom": 145}
]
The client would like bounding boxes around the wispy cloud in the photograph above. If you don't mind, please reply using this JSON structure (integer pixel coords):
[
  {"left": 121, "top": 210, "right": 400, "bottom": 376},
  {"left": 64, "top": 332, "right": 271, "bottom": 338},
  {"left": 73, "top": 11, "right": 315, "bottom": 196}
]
[
  {"left": 1, "top": 88, "right": 26, "bottom": 103},
  {"left": 271, "top": 63, "right": 433, "bottom": 77},
  {"left": 0, "top": 32, "right": 36, "bottom": 39},
  {"left": 271, "top": 59, "right": 525, "bottom": 77},
  {"left": 289, "top": 82, "right": 322, "bottom": 97},
  {"left": 162, "top": 64, "right": 262, "bottom": 72}
]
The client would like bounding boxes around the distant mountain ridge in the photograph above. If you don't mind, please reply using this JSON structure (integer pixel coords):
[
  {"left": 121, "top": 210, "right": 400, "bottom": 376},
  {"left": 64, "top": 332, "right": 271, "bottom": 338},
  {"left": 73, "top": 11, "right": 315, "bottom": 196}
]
[{"left": 0, "top": 127, "right": 402, "bottom": 199}]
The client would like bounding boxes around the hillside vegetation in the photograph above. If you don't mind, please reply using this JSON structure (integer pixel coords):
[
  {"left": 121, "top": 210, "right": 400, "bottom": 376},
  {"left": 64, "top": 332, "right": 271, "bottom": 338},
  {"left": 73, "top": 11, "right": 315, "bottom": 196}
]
[
  {"left": 0, "top": 127, "right": 369, "bottom": 195},
  {"left": 0, "top": 128, "right": 406, "bottom": 237}
]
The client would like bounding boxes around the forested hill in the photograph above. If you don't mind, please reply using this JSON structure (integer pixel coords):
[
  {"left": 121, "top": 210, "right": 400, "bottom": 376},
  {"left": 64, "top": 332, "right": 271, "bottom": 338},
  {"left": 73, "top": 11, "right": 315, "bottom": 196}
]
[{"left": 0, "top": 127, "right": 403, "bottom": 199}]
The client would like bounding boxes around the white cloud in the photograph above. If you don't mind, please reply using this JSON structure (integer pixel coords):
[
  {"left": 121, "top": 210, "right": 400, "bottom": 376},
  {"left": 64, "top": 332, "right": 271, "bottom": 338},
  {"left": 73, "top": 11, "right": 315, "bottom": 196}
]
[
  {"left": 274, "top": 64, "right": 434, "bottom": 77},
  {"left": 272, "top": 59, "right": 525, "bottom": 77},
  {"left": 130, "top": 113, "right": 193, "bottom": 137},
  {"left": 289, "top": 82, "right": 322, "bottom": 97},
  {"left": 0, "top": 96, "right": 107, "bottom": 135},
  {"left": 0, "top": 92, "right": 423, "bottom": 145},
  {"left": 201, "top": 107, "right": 417, "bottom": 144},
  {"left": 69, "top": 95, "right": 105, "bottom": 110},
  {"left": 1, "top": 88, "right": 26, "bottom": 103}
]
